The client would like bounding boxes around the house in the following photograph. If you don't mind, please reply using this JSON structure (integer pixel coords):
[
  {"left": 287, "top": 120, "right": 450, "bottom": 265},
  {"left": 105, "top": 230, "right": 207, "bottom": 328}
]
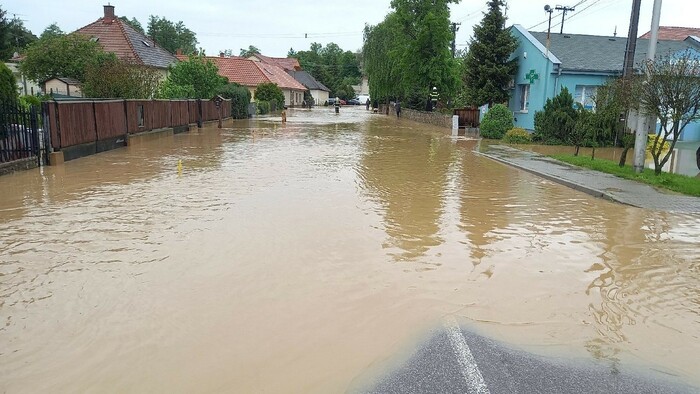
[
  {"left": 74, "top": 5, "right": 178, "bottom": 79},
  {"left": 640, "top": 26, "right": 700, "bottom": 40},
  {"left": 178, "top": 55, "right": 307, "bottom": 106},
  {"left": 248, "top": 53, "right": 301, "bottom": 72},
  {"left": 287, "top": 70, "right": 330, "bottom": 105},
  {"left": 508, "top": 24, "right": 700, "bottom": 141},
  {"left": 4, "top": 54, "right": 41, "bottom": 96},
  {"left": 44, "top": 77, "right": 83, "bottom": 97}
]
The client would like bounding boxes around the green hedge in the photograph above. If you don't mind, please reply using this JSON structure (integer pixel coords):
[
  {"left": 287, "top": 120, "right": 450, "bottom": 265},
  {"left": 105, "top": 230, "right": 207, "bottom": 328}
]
[{"left": 217, "top": 83, "right": 251, "bottom": 119}]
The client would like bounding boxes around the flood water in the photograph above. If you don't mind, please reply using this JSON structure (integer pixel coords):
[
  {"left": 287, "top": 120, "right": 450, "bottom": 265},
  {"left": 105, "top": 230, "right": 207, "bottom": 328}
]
[{"left": 1, "top": 107, "right": 699, "bottom": 392}]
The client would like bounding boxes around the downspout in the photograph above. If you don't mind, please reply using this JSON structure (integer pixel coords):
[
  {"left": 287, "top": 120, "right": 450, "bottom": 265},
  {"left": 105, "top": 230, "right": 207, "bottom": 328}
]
[{"left": 554, "top": 64, "right": 562, "bottom": 96}]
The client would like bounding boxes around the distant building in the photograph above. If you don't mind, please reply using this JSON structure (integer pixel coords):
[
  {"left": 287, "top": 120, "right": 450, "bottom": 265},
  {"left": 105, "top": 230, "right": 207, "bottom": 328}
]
[
  {"left": 4, "top": 54, "right": 41, "bottom": 96},
  {"left": 74, "top": 5, "right": 178, "bottom": 79},
  {"left": 287, "top": 70, "right": 330, "bottom": 105},
  {"left": 44, "top": 77, "right": 83, "bottom": 97},
  {"left": 640, "top": 26, "right": 700, "bottom": 41},
  {"left": 179, "top": 55, "right": 307, "bottom": 106},
  {"left": 508, "top": 24, "right": 700, "bottom": 142}
]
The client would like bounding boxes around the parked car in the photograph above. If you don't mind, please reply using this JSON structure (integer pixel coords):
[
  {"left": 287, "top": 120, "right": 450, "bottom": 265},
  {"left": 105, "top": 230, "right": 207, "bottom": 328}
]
[
  {"left": 326, "top": 98, "right": 348, "bottom": 106},
  {"left": 347, "top": 98, "right": 361, "bottom": 105},
  {"left": 357, "top": 94, "right": 371, "bottom": 104}
]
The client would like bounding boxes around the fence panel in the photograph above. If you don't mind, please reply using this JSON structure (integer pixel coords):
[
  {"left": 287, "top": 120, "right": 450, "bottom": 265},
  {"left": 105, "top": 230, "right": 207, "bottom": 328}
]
[
  {"left": 454, "top": 107, "right": 481, "bottom": 128},
  {"left": 57, "top": 102, "right": 96, "bottom": 147},
  {"left": 94, "top": 101, "right": 127, "bottom": 140},
  {"left": 0, "top": 101, "right": 41, "bottom": 164}
]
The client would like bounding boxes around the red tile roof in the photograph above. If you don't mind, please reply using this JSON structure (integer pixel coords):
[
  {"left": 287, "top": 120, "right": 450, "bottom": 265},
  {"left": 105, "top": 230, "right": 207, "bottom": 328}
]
[
  {"left": 177, "top": 55, "right": 306, "bottom": 91},
  {"left": 249, "top": 53, "right": 301, "bottom": 71},
  {"left": 74, "top": 8, "right": 177, "bottom": 69},
  {"left": 640, "top": 26, "right": 700, "bottom": 41}
]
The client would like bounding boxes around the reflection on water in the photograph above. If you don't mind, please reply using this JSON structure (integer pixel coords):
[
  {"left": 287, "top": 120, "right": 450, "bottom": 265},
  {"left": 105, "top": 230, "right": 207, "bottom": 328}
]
[{"left": 1, "top": 108, "right": 699, "bottom": 392}]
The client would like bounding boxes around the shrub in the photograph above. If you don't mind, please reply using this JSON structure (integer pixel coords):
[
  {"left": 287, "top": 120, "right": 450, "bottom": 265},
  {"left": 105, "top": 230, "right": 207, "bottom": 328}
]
[
  {"left": 503, "top": 128, "right": 532, "bottom": 144},
  {"left": 255, "top": 82, "right": 285, "bottom": 107},
  {"left": 217, "top": 83, "right": 251, "bottom": 119},
  {"left": 256, "top": 100, "right": 271, "bottom": 115},
  {"left": 0, "top": 63, "right": 18, "bottom": 103},
  {"left": 533, "top": 87, "right": 578, "bottom": 145},
  {"left": 647, "top": 135, "right": 671, "bottom": 153},
  {"left": 480, "top": 104, "right": 513, "bottom": 139}
]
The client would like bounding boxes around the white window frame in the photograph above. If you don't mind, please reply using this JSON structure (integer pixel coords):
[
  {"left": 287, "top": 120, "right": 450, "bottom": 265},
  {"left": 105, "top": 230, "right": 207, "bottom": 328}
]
[{"left": 518, "top": 84, "right": 530, "bottom": 112}]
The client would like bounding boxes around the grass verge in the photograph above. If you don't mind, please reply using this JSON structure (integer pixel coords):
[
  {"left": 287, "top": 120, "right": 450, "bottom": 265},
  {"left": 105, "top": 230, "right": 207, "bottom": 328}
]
[{"left": 551, "top": 154, "right": 700, "bottom": 197}]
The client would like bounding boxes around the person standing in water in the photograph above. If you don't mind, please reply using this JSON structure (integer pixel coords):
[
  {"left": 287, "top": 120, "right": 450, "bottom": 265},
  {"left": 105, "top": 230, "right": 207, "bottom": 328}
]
[{"left": 395, "top": 100, "right": 401, "bottom": 118}]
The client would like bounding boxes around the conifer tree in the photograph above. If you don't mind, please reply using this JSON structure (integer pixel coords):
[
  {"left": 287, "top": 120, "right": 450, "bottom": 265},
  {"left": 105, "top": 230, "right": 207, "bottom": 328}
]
[{"left": 463, "top": 0, "right": 518, "bottom": 107}]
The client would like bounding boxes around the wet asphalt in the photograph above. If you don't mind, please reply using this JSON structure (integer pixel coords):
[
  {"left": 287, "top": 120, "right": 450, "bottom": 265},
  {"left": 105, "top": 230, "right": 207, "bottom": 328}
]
[{"left": 356, "top": 322, "right": 697, "bottom": 394}]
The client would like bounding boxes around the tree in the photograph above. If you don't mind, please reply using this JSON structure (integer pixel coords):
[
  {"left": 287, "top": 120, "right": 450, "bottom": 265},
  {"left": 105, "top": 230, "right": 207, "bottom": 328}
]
[
  {"left": 463, "top": 0, "right": 518, "bottom": 107},
  {"left": 40, "top": 23, "right": 64, "bottom": 40},
  {"left": 533, "top": 87, "right": 578, "bottom": 145},
  {"left": 20, "top": 34, "right": 112, "bottom": 83},
  {"left": 217, "top": 83, "right": 251, "bottom": 119},
  {"left": 82, "top": 57, "right": 161, "bottom": 99},
  {"left": 158, "top": 55, "right": 227, "bottom": 99},
  {"left": 639, "top": 51, "right": 700, "bottom": 175},
  {"left": 0, "top": 62, "right": 18, "bottom": 102},
  {"left": 254, "top": 82, "right": 285, "bottom": 106},
  {"left": 119, "top": 17, "right": 144, "bottom": 34},
  {"left": 0, "top": 7, "right": 9, "bottom": 60},
  {"left": 1, "top": 15, "right": 37, "bottom": 59},
  {"left": 147, "top": 16, "right": 197, "bottom": 54},
  {"left": 293, "top": 42, "right": 362, "bottom": 99},
  {"left": 363, "top": 14, "right": 404, "bottom": 104},
  {"left": 392, "top": 0, "right": 461, "bottom": 105},
  {"left": 239, "top": 45, "right": 261, "bottom": 58}
]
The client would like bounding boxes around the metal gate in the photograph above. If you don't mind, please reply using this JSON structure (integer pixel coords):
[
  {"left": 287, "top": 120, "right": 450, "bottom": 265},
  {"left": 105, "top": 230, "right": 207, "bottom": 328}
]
[{"left": 0, "top": 100, "right": 47, "bottom": 166}]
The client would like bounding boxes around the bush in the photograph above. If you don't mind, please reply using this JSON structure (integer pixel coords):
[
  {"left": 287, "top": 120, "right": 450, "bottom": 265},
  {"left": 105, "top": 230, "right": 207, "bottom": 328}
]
[
  {"left": 480, "top": 104, "right": 513, "bottom": 139},
  {"left": 0, "top": 63, "right": 18, "bottom": 103},
  {"left": 503, "top": 128, "right": 532, "bottom": 144},
  {"left": 647, "top": 135, "right": 671, "bottom": 153},
  {"left": 217, "top": 83, "right": 251, "bottom": 119},
  {"left": 255, "top": 82, "right": 285, "bottom": 107},
  {"left": 533, "top": 87, "right": 578, "bottom": 145},
  {"left": 256, "top": 100, "right": 271, "bottom": 115}
]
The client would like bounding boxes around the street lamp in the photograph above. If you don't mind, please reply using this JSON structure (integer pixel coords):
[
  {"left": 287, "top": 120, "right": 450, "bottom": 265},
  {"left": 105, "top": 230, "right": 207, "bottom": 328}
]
[
  {"left": 430, "top": 87, "right": 438, "bottom": 112},
  {"left": 544, "top": 5, "right": 553, "bottom": 56}
]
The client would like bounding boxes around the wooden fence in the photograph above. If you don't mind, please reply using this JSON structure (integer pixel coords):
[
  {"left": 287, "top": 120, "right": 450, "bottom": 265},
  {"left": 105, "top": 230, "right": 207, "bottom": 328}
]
[
  {"left": 454, "top": 107, "right": 480, "bottom": 128},
  {"left": 47, "top": 99, "right": 231, "bottom": 151}
]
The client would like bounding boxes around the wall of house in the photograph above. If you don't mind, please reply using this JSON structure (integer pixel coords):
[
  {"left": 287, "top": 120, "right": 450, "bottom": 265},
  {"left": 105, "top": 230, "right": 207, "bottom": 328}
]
[
  {"left": 45, "top": 80, "right": 83, "bottom": 97},
  {"left": 5, "top": 62, "right": 41, "bottom": 96},
  {"left": 311, "top": 89, "right": 329, "bottom": 105},
  {"left": 509, "top": 27, "right": 557, "bottom": 131}
]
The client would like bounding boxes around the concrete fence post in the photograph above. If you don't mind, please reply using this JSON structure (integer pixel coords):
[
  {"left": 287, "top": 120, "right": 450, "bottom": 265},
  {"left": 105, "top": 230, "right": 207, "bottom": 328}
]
[{"left": 452, "top": 115, "right": 459, "bottom": 137}]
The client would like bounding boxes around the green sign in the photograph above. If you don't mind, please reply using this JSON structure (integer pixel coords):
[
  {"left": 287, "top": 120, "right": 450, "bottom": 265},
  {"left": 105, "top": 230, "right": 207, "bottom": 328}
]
[{"left": 525, "top": 69, "right": 539, "bottom": 84}]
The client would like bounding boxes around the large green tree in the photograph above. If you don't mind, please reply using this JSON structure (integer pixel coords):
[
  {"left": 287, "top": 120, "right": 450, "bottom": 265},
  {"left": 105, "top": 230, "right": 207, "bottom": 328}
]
[
  {"left": 20, "top": 33, "right": 112, "bottom": 83},
  {"left": 239, "top": 45, "right": 261, "bottom": 58},
  {"left": 290, "top": 42, "right": 361, "bottom": 99},
  {"left": 0, "top": 7, "right": 9, "bottom": 60},
  {"left": 158, "top": 55, "right": 227, "bottom": 99},
  {"left": 40, "top": 23, "right": 64, "bottom": 40},
  {"left": 363, "top": 0, "right": 460, "bottom": 109},
  {"left": 82, "top": 57, "right": 161, "bottom": 99},
  {"left": 0, "top": 11, "right": 37, "bottom": 60},
  {"left": 463, "top": 0, "right": 518, "bottom": 107},
  {"left": 147, "top": 16, "right": 197, "bottom": 55},
  {"left": 119, "top": 17, "right": 144, "bottom": 34}
]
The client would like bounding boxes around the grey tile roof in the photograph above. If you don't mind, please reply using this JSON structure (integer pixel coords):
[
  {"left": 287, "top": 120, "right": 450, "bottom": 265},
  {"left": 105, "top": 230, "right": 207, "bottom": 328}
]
[
  {"left": 529, "top": 31, "right": 699, "bottom": 73},
  {"left": 122, "top": 22, "right": 178, "bottom": 69},
  {"left": 287, "top": 70, "right": 330, "bottom": 92}
]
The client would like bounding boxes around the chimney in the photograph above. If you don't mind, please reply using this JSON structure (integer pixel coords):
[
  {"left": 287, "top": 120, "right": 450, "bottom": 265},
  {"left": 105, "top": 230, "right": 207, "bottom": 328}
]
[
  {"left": 219, "top": 52, "right": 225, "bottom": 58},
  {"left": 176, "top": 48, "right": 182, "bottom": 56},
  {"left": 103, "top": 4, "right": 116, "bottom": 20}
]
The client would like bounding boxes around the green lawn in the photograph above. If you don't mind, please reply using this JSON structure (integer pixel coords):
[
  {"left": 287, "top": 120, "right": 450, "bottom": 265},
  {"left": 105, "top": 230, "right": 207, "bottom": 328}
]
[{"left": 551, "top": 154, "right": 700, "bottom": 197}]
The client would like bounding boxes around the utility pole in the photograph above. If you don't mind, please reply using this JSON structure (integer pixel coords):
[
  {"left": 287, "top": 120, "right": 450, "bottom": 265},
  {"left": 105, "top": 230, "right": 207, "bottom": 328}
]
[
  {"left": 544, "top": 5, "right": 554, "bottom": 56},
  {"left": 450, "top": 22, "right": 460, "bottom": 58},
  {"left": 555, "top": 5, "right": 575, "bottom": 34},
  {"left": 622, "top": 0, "right": 642, "bottom": 78},
  {"left": 633, "top": 0, "right": 663, "bottom": 173}
]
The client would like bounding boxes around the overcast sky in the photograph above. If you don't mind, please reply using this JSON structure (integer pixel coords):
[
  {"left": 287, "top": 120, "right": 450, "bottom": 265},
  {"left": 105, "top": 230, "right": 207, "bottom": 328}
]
[{"left": 4, "top": 0, "right": 699, "bottom": 57}]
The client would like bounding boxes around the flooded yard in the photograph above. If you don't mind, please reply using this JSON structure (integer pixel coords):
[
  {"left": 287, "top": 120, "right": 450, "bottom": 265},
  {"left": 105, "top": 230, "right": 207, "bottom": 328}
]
[{"left": 1, "top": 107, "right": 699, "bottom": 392}]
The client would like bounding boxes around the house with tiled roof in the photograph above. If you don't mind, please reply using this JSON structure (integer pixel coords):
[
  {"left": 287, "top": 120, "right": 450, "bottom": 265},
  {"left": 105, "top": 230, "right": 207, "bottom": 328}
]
[
  {"left": 248, "top": 53, "right": 301, "bottom": 72},
  {"left": 508, "top": 24, "right": 700, "bottom": 142},
  {"left": 287, "top": 70, "right": 330, "bottom": 105},
  {"left": 176, "top": 55, "right": 307, "bottom": 106},
  {"left": 640, "top": 26, "right": 700, "bottom": 41},
  {"left": 74, "top": 5, "right": 178, "bottom": 79}
]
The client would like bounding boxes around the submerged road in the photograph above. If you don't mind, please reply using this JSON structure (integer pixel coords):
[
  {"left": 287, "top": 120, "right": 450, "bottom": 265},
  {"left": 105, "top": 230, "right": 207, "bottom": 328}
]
[{"left": 360, "top": 319, "right": 695, "bottom": 394}]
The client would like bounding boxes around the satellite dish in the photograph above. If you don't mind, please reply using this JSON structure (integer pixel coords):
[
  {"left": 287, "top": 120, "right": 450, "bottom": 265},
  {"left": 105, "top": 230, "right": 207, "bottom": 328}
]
[{"left": 544, "top": 4, "right": 551, "bottom": 11}]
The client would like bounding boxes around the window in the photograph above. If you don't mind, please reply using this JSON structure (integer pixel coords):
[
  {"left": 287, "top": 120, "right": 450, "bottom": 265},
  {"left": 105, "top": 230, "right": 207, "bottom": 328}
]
[
  {"left": 141, "top": 40, "right": 151, "bottom": 47},
  {"left": 575, "top": 85, "right": 598, "bottom": 110},
  {"left": 518, "top": 84, "right": 529, "bottom": 112},
  {"left": 137, "top": 105, "right": 145, "bottom": 128}
]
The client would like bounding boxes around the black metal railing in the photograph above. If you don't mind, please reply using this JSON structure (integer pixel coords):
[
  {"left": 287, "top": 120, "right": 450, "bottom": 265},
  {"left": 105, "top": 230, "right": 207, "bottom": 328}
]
[{"left": 0, "top": 100, "right": 43, "bottom": 165}]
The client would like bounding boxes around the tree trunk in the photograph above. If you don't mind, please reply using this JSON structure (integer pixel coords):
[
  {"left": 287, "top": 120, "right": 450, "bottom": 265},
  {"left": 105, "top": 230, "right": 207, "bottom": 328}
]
[
  {"left": 591, "top": 147, "right": 596, "bottom": 160},
  {"left": 574, "top": 145, "right": 580, "bottom": 156},
  {"left": 619, "top": 147, "right": 629, "bottom": 167}
]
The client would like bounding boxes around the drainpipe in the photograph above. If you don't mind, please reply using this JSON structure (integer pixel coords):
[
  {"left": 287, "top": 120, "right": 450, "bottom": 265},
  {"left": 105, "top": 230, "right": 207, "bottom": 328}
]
[{"left": 554, "top": 64, "right": 562, "bottom": 96}]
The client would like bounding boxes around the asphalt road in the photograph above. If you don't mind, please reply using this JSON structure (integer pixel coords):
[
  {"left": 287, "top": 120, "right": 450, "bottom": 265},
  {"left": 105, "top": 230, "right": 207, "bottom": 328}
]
[{"left": 354, "top": 319, "right": 697, "bottom": 394}]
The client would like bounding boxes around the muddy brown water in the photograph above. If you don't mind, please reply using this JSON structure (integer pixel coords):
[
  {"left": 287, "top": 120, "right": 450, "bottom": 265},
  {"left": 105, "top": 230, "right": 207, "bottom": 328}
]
[{"left": 1, "top": 107, "right": 699, "bottom": 392}]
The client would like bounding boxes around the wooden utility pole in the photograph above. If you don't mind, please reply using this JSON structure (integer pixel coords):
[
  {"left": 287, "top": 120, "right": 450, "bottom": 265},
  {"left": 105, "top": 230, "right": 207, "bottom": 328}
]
[
  {"left": 555, "top": 5, "right": 575, "bottom": 34},
  {"left": 622, "top": 0, "right": 642, "bottom": 78},
  {"left": 450, "top": 22, "right": 460, "bottom": 58}
]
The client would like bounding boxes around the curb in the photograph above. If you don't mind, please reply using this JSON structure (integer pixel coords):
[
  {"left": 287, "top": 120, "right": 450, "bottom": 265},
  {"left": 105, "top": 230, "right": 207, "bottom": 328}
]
[{"left": 475, "top": 150, "right": 641, "bottom": 209}]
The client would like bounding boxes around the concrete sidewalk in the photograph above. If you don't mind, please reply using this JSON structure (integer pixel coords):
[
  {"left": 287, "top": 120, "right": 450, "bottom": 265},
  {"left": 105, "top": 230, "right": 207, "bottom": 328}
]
[{"left": 478, "top": 145, "right": 700, "bottom": 214}]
